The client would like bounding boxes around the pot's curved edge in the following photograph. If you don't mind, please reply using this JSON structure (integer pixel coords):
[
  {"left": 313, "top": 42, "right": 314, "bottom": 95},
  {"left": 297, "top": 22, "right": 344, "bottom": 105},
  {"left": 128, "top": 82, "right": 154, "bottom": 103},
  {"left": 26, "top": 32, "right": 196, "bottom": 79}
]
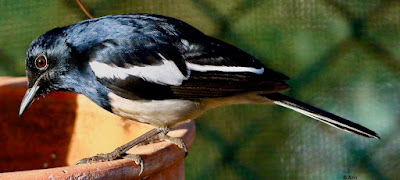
[{"left": 0, "top": 119, "right": 195, "bottom": 180}]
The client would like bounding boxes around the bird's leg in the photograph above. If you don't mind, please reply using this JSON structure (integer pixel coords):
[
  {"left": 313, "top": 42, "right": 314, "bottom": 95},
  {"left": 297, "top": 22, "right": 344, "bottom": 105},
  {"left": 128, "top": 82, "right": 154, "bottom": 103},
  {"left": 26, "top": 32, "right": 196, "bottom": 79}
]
[{"left": 75, "top": 128, "right": 163, "bottom": 174}]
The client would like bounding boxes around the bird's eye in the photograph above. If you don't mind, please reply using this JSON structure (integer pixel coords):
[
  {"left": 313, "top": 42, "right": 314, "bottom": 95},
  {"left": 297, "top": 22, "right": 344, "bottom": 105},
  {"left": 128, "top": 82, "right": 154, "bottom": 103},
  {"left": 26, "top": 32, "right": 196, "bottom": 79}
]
[{"left": 35, "top": 55, "right": 48, "bottom": 70}]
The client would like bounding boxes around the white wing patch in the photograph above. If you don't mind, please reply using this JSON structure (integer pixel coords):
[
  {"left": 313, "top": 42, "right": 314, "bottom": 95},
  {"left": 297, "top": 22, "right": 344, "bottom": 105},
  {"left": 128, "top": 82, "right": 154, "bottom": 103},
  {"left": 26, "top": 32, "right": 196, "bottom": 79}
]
[
  {"left": 186, "top": 62, "right": 264, "bottom": 74},
  {"left": 90, "top": 53, "right": 264, "bottom": 86},
  {"left": 89, "top": 54, "right": 189, "bottom": 86}
]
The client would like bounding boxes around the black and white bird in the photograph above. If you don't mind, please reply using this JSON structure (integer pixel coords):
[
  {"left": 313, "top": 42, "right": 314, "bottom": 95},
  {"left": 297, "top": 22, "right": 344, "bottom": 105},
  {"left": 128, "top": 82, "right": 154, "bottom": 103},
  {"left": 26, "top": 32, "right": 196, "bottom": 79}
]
[{"left": 19, "top": 14, "right": 379, "bottom": 172}]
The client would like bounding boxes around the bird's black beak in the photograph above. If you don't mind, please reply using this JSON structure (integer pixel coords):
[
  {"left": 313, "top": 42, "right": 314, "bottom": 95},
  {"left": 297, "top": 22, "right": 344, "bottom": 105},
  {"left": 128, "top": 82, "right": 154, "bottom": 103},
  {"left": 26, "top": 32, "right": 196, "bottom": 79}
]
[{"left": 19, "top": 78, "right": 41, "bottom": 116}]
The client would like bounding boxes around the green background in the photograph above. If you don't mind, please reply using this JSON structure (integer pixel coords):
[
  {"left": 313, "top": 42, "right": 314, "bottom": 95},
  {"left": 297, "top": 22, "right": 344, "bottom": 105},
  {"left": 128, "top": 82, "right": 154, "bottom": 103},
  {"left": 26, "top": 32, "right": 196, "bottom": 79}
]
[{"left": 1, "top": 0, "right": 399, "bottom": 179}]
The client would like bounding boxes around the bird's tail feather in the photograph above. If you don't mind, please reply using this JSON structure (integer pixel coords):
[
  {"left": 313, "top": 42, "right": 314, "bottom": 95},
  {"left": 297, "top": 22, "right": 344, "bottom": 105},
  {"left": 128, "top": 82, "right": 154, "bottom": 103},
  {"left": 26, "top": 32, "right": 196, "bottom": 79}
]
[{"left": 262, "top": 93, "right": 380, "bottom": 139}]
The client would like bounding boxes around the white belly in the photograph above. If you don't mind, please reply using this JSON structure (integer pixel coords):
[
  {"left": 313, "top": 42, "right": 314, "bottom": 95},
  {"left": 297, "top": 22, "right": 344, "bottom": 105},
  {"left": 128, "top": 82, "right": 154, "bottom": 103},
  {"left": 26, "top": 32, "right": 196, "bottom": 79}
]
[{"left": 108, "top": 92, "right": 205, "bottom": 127}]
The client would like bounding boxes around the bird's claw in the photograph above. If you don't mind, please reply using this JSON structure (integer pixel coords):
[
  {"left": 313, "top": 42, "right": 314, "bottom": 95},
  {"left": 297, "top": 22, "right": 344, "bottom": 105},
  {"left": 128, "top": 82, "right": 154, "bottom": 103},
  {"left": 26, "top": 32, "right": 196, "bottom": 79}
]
[{"left": 124, "top": 154, "right": 144, "bottom": 175}]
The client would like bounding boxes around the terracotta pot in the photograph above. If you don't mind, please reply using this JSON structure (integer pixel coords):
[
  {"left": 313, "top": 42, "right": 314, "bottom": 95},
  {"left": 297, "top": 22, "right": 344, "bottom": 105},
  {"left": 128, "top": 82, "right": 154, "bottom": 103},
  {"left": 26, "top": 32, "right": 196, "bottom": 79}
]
[{"left": 0, "top": 77, "right": 195, "bottom": 179}]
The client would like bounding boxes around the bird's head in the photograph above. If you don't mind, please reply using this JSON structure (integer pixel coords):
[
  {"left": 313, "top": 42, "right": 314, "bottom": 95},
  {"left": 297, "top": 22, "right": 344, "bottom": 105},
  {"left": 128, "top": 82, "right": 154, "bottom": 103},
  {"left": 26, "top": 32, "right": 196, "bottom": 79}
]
[{"left": 19, "top": 27, "right": 76, "bottom": 116}]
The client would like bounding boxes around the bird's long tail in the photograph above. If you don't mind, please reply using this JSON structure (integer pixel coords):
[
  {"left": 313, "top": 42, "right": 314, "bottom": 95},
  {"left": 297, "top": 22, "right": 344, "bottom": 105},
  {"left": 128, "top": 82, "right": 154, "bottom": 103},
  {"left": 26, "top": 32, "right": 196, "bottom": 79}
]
[{"left": 262, "top": 93, "right": 379, "bottom": 139}]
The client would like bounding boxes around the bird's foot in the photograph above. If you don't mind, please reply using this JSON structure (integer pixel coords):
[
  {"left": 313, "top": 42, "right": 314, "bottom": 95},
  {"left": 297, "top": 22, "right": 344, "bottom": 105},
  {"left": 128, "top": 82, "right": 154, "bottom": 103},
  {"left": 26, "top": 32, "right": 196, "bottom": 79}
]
[
  {"left": 137, "top": 128, "right": 188, "bottom": 156},
  {"left": 75, "top": 152, "right": 144, "bottom": 175},
  {"left": 163, "top": 134, "right": 188, "bottom": 154}
]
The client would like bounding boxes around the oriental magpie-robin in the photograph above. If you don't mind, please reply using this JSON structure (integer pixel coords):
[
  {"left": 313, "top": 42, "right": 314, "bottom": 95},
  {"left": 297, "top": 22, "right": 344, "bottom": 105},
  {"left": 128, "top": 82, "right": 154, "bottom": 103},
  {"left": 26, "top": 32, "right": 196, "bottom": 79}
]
[{"left": 19, "top": 14, "right": 379, "bottom": 172}]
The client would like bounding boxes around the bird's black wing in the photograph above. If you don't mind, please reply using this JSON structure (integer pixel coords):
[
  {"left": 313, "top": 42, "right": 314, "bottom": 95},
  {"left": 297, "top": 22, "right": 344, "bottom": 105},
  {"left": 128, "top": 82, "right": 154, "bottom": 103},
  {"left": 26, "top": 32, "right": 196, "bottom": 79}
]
[
  {"left": 86, "top": 14, "right": 289, "bottom": 100},
  {"left": 171, "top": 36, "right": 289, "bottom": 98}
]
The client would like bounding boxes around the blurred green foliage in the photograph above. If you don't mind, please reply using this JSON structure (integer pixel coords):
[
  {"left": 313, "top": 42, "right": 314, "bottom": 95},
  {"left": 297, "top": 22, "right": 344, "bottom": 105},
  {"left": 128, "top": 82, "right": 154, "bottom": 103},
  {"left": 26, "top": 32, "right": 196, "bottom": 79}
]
[{"left": 0, "top": 0, "right": 399, "bottom": 179}]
